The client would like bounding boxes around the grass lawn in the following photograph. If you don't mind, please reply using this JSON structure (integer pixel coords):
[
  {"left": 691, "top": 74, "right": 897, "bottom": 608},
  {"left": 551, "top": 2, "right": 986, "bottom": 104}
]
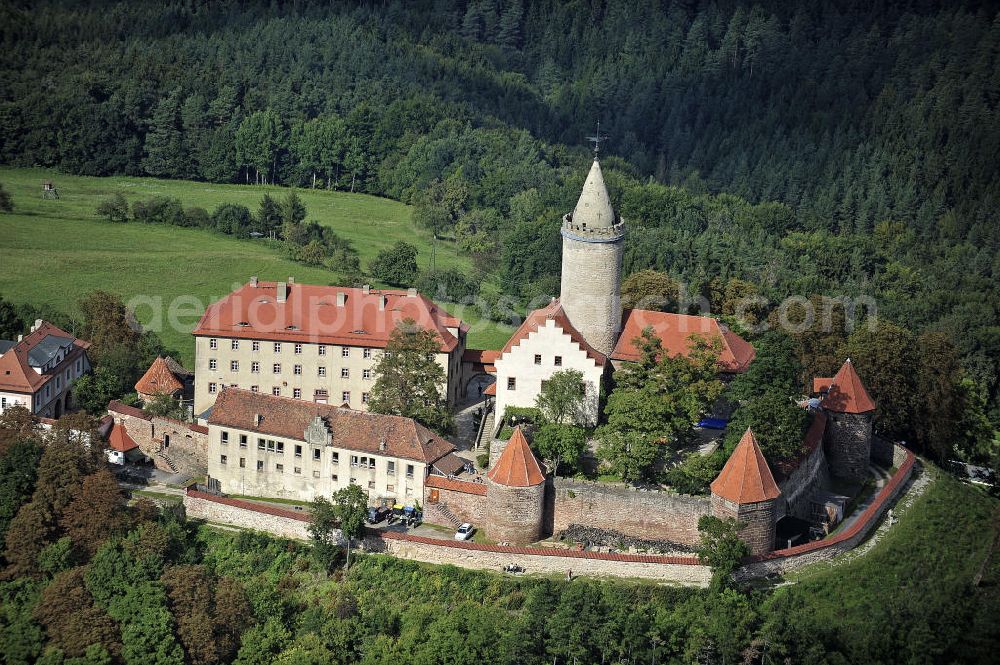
[{"left": 0, "top": 167, "right": 512, "bottom": 363}]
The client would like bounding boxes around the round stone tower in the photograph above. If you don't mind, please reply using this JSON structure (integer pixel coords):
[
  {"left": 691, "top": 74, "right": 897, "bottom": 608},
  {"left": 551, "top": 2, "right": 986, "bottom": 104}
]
[
  {"left": 710, "top": 428, "right": 781, "bottom": 556},
  {"left": 485, "top": 426, "right": 546, "bottom": 544},
  {"left": 820, "top": 359, "right": 877, "bottom": 483},
  {"left": 559, "top": 159, "right": 625, "bottom": 358}
]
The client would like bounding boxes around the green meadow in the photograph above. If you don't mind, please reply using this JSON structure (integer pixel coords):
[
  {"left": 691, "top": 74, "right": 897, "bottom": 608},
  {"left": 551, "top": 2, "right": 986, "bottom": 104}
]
[{"left": 0, "top": 167, "right": 513, "bottom": 364}]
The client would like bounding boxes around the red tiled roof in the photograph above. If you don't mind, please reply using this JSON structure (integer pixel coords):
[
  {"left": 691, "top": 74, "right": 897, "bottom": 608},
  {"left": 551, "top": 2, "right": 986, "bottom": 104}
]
[
  {"left": 483, "top": 383, "right": 496, "bottom": 396},
  {"left": 193, "top": 281, "right": 464, "bottom": 352},
  {"left": 432, "top": 452, "right": 467, "bottom": 476},
  {"left": 487, "top": 426, "right": 545, "bottom": 487},
  {"left": 463, "top": 349, "right": 499, "bottom": 364},
  {"left": 425, "top": 474, "right": 488, "bottom": 496},
  {"left": 0, "top": 321, "right": 90, "bottom": 393},
  {"left": 499, "top": 300, "right": 606, "bottom": 366},
  {"left": 812, "top": 377, "right": 834, "bottom": 393},
  {"left": 821, "top": 359, "right": 876, "bottom": 414},
  {"left": 711, "top": 428, "right": 782, "bottom": 503},
  {"left": 107, "top": 400, "right": 152, "bottom": 421},
  {"left": 135, "top": 356, "right": 184, "bottom": 396},
  {"left": 208, "top": 388, "right": 454, "bottom": 464},
  {"left": 611, "top": 310, "right": 754, "bottom": 372},
  {"left": 108, "top": 421, "right": 138, "bottom": 452}
]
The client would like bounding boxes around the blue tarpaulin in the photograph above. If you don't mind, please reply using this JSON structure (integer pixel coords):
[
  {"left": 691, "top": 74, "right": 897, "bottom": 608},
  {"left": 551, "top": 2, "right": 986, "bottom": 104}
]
[{"left": 696, "top": 418, "right": 728, "bottom": 429}]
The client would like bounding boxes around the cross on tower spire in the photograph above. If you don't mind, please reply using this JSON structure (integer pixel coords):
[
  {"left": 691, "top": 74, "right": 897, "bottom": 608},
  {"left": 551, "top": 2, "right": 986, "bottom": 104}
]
[{"left": 587, "top": 121, "right": 607, "bottom": 157}]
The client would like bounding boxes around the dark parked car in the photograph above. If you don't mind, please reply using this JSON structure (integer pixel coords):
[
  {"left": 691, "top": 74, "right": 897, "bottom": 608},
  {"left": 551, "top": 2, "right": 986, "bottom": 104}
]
[{"left": 367, "top": 506, "right": 390, "bottom": 524}]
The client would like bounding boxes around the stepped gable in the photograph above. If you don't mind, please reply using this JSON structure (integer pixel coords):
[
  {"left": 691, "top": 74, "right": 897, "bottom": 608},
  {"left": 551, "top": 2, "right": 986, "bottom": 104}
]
[
  {"left": 820, "top": 359, "right": 876, "bottom": 414},
  {"left": 209, "top": 387, "right": 454, "bottom": 464},
  {"left": 499, "top": 299, "right": 606, "bottom": 366},
  {"left": 486, "top": 426, "right": 545, "bottom": 487},
  {"left": 570, "top": 159, "right": 617, "bottom": 228},
  {"left": 612, "top": 310, "right": 755, "bottom": 372},
  {"left": 711, "top": 428, "right": 781, "bottom": 503},
  {"left": 135, "top": 356, "right": 185, "bottom": 396}
]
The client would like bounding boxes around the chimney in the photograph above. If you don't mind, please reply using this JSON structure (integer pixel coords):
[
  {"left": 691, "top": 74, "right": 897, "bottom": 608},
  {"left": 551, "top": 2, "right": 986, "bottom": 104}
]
[
  {"left": 17, "top": 334, "right": 23, "bottom": 343},
  {"left": 336, "top": 292, "right": 346, "bottom": 307},
  {"left": 378, "top": 295, "right": 388, "bottom": 311},
  {"left": 277, "top": 282, "right": 287, "bottom": 303},
  {"left": 250, "top": 276, "right": 258, "bottom": 287},
  {"left": 32, "top": 319, "right": 42, "bottom": 333},
  {"left": 362, "top": 284, "right": 371, "bottom": 295},
  {"left": 254, "top": 414, "right": 263, "bottom": 428},
  {"left": 379, "top": 436, "right": 387, "bottom": 452},
  {"left": 287, "top": 276, "right": 295, "bottom": 285},
  {"left": 407, "top": 287, "right": 417, "bottom": 298}
]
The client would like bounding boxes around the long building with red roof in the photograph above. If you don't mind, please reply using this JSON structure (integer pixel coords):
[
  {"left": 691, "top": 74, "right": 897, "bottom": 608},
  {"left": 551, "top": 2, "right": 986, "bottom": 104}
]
[
  {"left": 0, "top": 320, "right": 91, "bottom": 419},
  {"left": 191, "top": 279, "right": 468, "bottom": 416}
]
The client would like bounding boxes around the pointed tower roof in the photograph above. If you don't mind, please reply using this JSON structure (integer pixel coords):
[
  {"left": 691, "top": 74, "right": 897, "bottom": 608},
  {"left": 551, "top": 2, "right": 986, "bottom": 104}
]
[
  {"left": 487, "top": 426, "right": 545, "bottom": 487},
  {"left": 135, "top": 356, "right": 184, "bottom": 396},
  {"left": 108, "top": 421, "right": 138, "bottom": 452},
  {"left": 821, "top": 359, "right": 876, "bottom": 414},
  {"left": 710, "top": 428, "right": 781, "bottom": 503},
  {"left": 571, "top": 159, "right": 616, "bottom": 228}
]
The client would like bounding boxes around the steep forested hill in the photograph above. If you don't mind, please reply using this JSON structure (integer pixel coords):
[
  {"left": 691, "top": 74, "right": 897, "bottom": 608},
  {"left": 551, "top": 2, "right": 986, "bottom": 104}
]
[{"left": 1, "top": 1, "right": 998, "bottom": 429}]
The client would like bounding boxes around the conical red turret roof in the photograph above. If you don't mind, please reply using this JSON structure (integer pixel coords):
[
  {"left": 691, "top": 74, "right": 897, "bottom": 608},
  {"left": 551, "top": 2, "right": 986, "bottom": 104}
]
[
  {"left": 135, "top": 356, "right": 184, "bottom": 396},
  {"left": 821, "top": 359, "right": 876, "bottom": 414},
  {"left": 710, "top": 428, "right": 781, "bottom": 503},
  {"left": 487, "top": 426, "right": 545, "bottom": 487}
]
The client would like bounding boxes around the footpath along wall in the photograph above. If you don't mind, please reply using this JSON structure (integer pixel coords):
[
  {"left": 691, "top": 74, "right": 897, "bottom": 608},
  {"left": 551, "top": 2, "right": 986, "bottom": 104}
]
[{"left": 183, "top": 444, "right": 916, "bottom": 582}]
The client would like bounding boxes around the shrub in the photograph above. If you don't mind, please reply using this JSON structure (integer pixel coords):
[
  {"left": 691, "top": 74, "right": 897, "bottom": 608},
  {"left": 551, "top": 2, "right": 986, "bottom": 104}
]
[
  {"left": 476, "top": 453, "right": 489, "bottom": 469},
  {"left": 211, "top": 203, "right": 254, "bottom": 238},
  {"left": 95, "top": 193, "right": 129, "bottom": 222},
  {"left": 132, "top": 196, "right": 185, "bottom": 226},
  {"left": 368, "top": 241, "right": 418, "bottom": 287}
]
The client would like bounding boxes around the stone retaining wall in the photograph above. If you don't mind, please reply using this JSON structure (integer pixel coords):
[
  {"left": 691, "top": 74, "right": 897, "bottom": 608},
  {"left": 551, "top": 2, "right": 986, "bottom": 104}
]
[
  {"left": 424, "top": 480, "right": 487, "bottom": 527},
  {"left": 551, "top": 478, "right": 710, "bottom": 545},
  {"left": 184, "top": 490, "right": 318, "bottom": 541},
  {"left": 110, "top": 402, "right": 208, "bottom": 475}
]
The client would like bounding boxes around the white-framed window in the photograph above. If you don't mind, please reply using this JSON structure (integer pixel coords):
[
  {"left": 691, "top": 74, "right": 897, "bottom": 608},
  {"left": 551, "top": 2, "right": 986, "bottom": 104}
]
[
  {"left": 387, "top": 461, "right": 395, "bottom": 474},
  {"left": 554, "top": 355, "right": 563, "bottom": 366},
  {"left": 250, "top": 385, "right": 259, "bottom": 392},
  {"left": 332, "top": 474, "right": 339, "bottom": 482},
  {"left": 252, "top": 341, "right": 260, "bottom": 352},
  {"left": 318, "top": 366, "right": 326, "bottom": 377},
  {"left": 257, "top": 438, "right": 266, "bottom": 450},
  {"left": 341, "top": 368, "right": 349, "bottom": 378},
  {"left": 387, "top": 484, "right": 395, "bottom": 492},
  {"left": 363, "top": 369, "right": 372, "bottom": 380},
  {"left": 274, "top": 342, "right": 282, "bottom": 353},
  {"left": 208, "top": 382, "right": 217, "bottom": 394},
  {"left": 251, "top": 361, "right": 260, "bottom": 373},
  {"left": 363, "top": 347, "right": 372, "bottom": 358},
  {"left": 239, "top": 434, "right": 248, "bottom": 448},
  {"left": 294, "top": 467, "right": 301, "bottom": 475},
  {"left": 350, "top": 455, "right": 359, "bottom": 467},
  {"left": 332, "top": 452, "right": 339, "bottom": 464},
  {"left": 362, "top": 392, "right": 370, "bottom": 404},
  {"left": 293, "top": 364, "right": 302, "bottom": 375},
  {"left": 273, "top": 363, "right": 281, "bottom": 374},
  {"left": 221, "top": 431, "right": 229, "bottom": 444},
  {"left": 230, "top": 360, "right": 239, "bottom": 372},
  {"left": 313, "top": 448, "right": 321, "bottom": 461},
  {"left": 342, "top": 347, "right": 351, "bottom": 358},
  {"left": 341, "top": 391, "right": 350, "bottom": 403},
  {"left": 272, "top": 386, "right": 281, "bottom": 396},
  {"left": 294, "top": 343, "right": 303, "bottom": 354},
  {"left": 231, "top": 339, "right": 239, "bottom": 350},
  {"left": 534, "top": 354, "right": 542, "bottom": 365},
  {"left": 75, "top": 359, "right": 81, "bottom": 373},
  {"left": 318, "top": 345, "right": 326, "bottom": 356},
  {"left": 293, "top": 388, "right": 302, "bottom": 399},
  {"left": 220, "top": 455, "right": 227, "bottom": 465},
  {"left": 256, "top": 460, "right": 264, "bottom": 471},
  {"left": 275, "top": 463, "right": 284, "bottom": 473},
  {"left": 209, "top": 338, "right": 218, "bottom": 350},
  {"left": 406, "top": 464, "right": 414, "bottom": 479},
  {"left": 313, "top": 470, "right": 320, "bottom": 478},
  {"left": 507, "top": 377, "right": 516, "bottom": 390},
  {"left": 295, "top": 445, "right": 302, "bottom": 458},
  {"left": 209, "top": 358, "right": 217, "bottom": 370},
  {"left": 239, "top": 458, "right": 246, "bottom": 468}
]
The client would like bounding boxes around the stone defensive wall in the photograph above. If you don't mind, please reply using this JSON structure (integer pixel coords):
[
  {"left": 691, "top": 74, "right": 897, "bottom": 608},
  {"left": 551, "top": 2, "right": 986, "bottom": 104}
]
[
  {"left": 775, "top": 411, "right": 830, "bottom": 520},
  {"left": 739, "top": 443, "right": 916, "bottom": 578},
  {"left": 185, "top": 489, "right": 314, "bottom": 541},
  {"left": 423, "top": 476, "right": 487, "bottom": 527},
  {"left": 550, "top": 478, "right": 710, "bottom": 546},
  {"left": 109, "top": 401, "right": 208, "bottom": 475}
]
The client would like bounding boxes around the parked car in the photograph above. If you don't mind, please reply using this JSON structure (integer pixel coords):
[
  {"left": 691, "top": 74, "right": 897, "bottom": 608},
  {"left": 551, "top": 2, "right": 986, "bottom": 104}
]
[
  {"left": 454, "top": 523, "right": 475, "bottom": 540},
  {"left": 367, "top": 506, "right": 390, "bottom": 524}
]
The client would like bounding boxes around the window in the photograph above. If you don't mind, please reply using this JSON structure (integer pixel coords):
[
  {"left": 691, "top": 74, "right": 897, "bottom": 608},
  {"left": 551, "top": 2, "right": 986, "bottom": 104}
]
[
  {"left": 239, "top": 434, "right": 248, "bottom": 448},
  {"left": 341, "top": 391, "right": 350, "bottom": 403},
  {"left": 210, "top": 338, "right": 218, "bottom": 350},
  {"left": 256, "top": 460, "right": 264, "bottom": 471},
  {"left": 221, "top": 431, "right": 229, "bottom": 444},
  {"left": 507, "top": 377, "right": 516, "bottom": 390},
  {"left": 362, "top": 369, "right": 372, "bottom": 380},
  {"left": 230, "top": 360, "right": 239, "bottom": 372},
  {"left": 368, "top": 480, "right": 375, "bottom": 489},
  {"left": 331, "top": 452, "right": 339, "bottom": 464},
  {"left": 554, "top": 355, "right": 563, "bottom": 366},
  {"left": 251, "top": 361, "right": 260, "bottom": 373},
  {"left": 231, "top": 340, "right": 239, "bottom": 350},
  {"left": 230, "top": 383, "right": 237, "bottom": 388},
  {"left": 55, "top": 376, "right": 61, "bottom": 389},
  {"left": 362, "top": 392, "right": 370, "bottom": 404},
  {"left": 220, "top": 455, "right": 227, "bottom": 464},
  {"left": 293, "top": 388, "right": 302, "bottom": 399},
  {"left": 331, "top": 474, "right": 338, "bottom": 482},
  {"left": 318, "top": 366, "right": 326, "bottom": 377},
  {"left": 387, "top": 461, "right": 395, "bottom": 474},
  {"left": 209, "top": 358, "right": 217, "bottom": 370},
  {"left": 294, "top": 445, "right": 302, "bottom": 457},
  {"left": 294, "top": 467, "right": 302, "bottom": 475},
  {"left": 294, "top": 343, "right": 302, "bottom": 354},
  {"left": 250, "top": 385, "right": 259, "bottom": 393},
  {"left": 257, "top": 438, "right": 265, "bottom": 451},
  {"left": 386, "top": 484, "right": 395, "bottom": 492},
  {"left": 252, "top": 341, "right": 260, "bottom": 352},
  {"left": 273, "top": 363, "right": 281, "bottom": 374},
  {"left": 75, "top": 359, "right": 81, "bottom": 373},
  {"left": 318, "top": 345, "right": 326, "bottom": 356},
  {"left": 314, "top": 389, "right": 328, "bottom": 403},
  {"left": 406, "top": 464, "right": 414, "bottom": 479},
  {"left": 313, "top": 448, "right": 321, "bottom": 461},
  {"left": 273, "top": 342, "right": 282, "bottom": 353},
  {"left": 239, "top": 457, "right": 246, "bottom": 468},
  {"left": 272, "top": 386, "right": 281, "bottom": 396},
  {"left": 534, "top": 354, "right": 542, "bottom": 365},
  {"left": 341, "top": 368, "right": 349, "bottom": 378},
  {"left": 275, "top": 464, "right": 283, "bottom": 473},
  {"left": 342, "top": 347, "right": 351, "bottom": 358},
  {"left": 313, "top": 470, "right": 320, "bottom": 478},
  {"left": 363, "top": 347, "right": 371, "bottom": 359},
  {"left": 276, "top": 442, "right": 285, "bottom": 454},
  {"left": 208, "top": 382, "right": 217, "bottom": 394},
  {"left": 293, "top": 364, "right": 302, "bottom": 375}
]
